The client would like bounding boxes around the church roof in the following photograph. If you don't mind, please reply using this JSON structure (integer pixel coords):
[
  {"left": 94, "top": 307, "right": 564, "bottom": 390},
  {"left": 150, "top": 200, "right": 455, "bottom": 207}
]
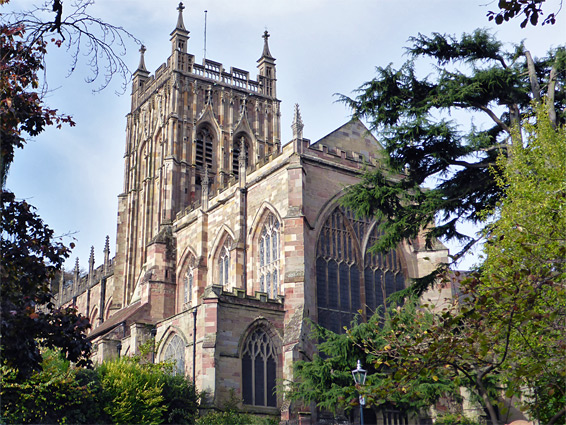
[{"left": 311, "top": 119, "right": 383, "bottom": 158}]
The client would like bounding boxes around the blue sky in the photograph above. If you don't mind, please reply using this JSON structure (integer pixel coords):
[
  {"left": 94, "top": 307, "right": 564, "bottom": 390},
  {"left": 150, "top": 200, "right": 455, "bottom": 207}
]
[{"left": 5, "top": 0, "right": 565, "bottom": 271}]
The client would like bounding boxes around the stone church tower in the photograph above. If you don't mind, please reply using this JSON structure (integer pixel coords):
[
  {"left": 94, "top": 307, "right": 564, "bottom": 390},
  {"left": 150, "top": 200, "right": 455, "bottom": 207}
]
[{"left": 58, "top": 3, "right": 448, "bottom": 423}]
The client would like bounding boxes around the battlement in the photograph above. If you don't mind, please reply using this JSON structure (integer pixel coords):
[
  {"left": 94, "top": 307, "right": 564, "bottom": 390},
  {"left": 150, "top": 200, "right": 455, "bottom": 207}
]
[
  {"left": 206, "top": 284, "right": 285, "bottom": 306},
  {"left": 303, "top": 139, "right": 377, "bottom": 165},
  {"left": 135, "top": 53, "right": 269, "bottom": 104}
]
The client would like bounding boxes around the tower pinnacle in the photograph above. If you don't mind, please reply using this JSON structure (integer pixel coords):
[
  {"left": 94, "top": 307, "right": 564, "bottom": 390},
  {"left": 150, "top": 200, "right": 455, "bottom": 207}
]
[
  {"left": 176, "top": 2, "right": 187, "bottom": 31},
  {"left": 260, "top": 30, "right": 274, "bottom": 59},
  {"left": 137, "top": 45, "right": 148, "bottom": 72},
  {"left": 292, "top": 103, "right": 304, "bottom": 141}
]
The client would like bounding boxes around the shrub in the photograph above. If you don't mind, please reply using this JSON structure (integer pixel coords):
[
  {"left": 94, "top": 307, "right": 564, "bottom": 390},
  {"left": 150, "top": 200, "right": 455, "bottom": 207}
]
[{"left": 0, "top": 350, "right": 94, "bottom": 424}]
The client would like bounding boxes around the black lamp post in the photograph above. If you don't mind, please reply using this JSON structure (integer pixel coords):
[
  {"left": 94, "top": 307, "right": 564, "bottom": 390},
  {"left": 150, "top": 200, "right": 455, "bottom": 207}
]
[{"left": 352, "top": 359, "right": 367, "bottom": 425}]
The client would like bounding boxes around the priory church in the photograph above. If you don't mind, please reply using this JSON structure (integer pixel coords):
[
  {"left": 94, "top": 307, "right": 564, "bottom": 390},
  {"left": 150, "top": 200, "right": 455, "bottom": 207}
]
[{"left": 58, "top": 3, "right": 449, "bottom": 423}]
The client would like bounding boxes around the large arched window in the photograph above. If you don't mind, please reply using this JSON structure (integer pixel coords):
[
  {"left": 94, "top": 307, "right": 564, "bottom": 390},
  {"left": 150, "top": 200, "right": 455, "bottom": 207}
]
[
  {"left": 163, "top": 334, "right": 185, "bottom": 376},
  {"left": 241, "top": 327, "right": 277, "bottom": 407},
  {"left": 316, "top": 206, "right": 406, "bottom": 333},
  {"left": 218, "top": 235, "right": 233, "bottom": 289},
  {"left": 259, "top": 213, "right": 280, "bottom": 298}
]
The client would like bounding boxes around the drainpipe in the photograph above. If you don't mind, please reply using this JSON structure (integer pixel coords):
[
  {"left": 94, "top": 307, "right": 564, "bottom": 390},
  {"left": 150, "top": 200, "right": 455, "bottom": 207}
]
[{"left": 192, "top": 308, "right": 197, "bottom": 385}]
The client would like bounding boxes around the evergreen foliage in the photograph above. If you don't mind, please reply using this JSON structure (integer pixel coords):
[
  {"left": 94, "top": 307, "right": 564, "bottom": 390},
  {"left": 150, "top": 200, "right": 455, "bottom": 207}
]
[
  {"left": 288, "top": 301, "right": 459, "bottom": 417},
  {"left": 351, "top": 103, "right": 566, "bottom": 425},
  {"left": 340, "top": 30, "right": 565, "bottom": 295}
]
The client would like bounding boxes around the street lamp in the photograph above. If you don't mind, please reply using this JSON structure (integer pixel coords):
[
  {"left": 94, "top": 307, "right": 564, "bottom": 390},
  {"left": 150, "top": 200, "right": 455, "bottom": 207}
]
[{"left": 352, "top": 360, "right": 367, "bottom": 425}]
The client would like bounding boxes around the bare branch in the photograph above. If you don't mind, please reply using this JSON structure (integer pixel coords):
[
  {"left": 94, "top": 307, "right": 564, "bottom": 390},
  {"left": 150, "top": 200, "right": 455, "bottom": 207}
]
[{"left": 5, "top": 0, "right": 140, "bottom": 93}]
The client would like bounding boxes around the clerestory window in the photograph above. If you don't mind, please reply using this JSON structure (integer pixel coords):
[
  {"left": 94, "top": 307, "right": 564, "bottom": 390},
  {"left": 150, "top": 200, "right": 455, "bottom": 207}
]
[
  {"left": 259, "top": 213, "right": 280, "bottom": 298},
  {"left": 184, "top": 265, "right": 194, "bottom": 306},
  {"left": 218, "top": 236, "right": 232, "bottom": 289}
]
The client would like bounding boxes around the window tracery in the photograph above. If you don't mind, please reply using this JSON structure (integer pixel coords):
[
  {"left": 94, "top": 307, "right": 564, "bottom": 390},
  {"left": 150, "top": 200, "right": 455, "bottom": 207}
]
[
  {"left": 259, "top": 213, "right": 280, "bottom": 298},
  {"left": 163, "top": 334, "right": 185, "bottom": 376},
  {"left": 241, "top": 327, "right": 277, "bottom": 407},
  {"left": 316, "top": 206, "right": 406, "bottom": 333},
  {"left": 218, "top": 235, "right": 232, "bottom": 288}
]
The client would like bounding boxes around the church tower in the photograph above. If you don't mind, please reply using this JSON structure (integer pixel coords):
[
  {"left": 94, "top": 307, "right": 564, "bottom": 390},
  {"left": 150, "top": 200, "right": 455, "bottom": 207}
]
[
  {"left": 113, "top": 3, "right": 281, "bottom": 311},
  {"left": 60, "top": 4, "right": 449, "bottom": 422}
]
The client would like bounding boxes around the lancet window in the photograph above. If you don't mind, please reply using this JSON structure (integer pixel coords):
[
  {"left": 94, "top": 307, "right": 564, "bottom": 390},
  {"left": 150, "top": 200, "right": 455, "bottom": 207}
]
[
  {"left": 316, "top": 206, "right": 406, "bottom": 333},
  {"left": 183, "top": 257, "right": 196, "bottom": 308},
  {"left": 259, "top": 213, "right": 280, "bottom": 298},
  {"left": 218, "top": 236, "right": 232, "bottom": 289},
  {"left": 241, "top": 327, "right": 277, "bottom": 407},
  {"left": 163, "top": 334, "right": 185, "bottom": 376}
]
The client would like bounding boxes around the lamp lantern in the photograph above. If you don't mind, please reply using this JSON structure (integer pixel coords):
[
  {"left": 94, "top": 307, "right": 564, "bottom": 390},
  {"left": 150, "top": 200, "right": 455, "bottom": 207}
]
[{"left": 352, "top": 359, "right": 367, "bottom": 386}]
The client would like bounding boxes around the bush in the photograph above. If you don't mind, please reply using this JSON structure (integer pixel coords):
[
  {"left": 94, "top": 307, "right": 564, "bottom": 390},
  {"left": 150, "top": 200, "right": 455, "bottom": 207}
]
[
  {"left": 435, "top": 413, "right": 482, "bottom": 425},
  {"left": 0, "top": 350, "right": 94, "bottom": 424},
  {"left": 196, "top": 411, "right": 278, "bottom": 425},
  {"left": 1, "top": 349, "right": 199, "bottom": 425}
]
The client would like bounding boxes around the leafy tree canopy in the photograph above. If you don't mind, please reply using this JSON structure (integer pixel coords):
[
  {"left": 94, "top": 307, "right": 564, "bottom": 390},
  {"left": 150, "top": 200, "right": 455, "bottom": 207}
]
[
  {"left": 487, "top": 0, "right": 562, "bottom": 27},
  {"left": 354, "top": 103, "right": 566, "bottom": 425},
  {"left": 288, "top": 301, "right": 459, "bottom": 418},
  {"left": 340, "top": 29, "right": 565, "bottom": 294},
  {"left": 0, "top": 0, "right": 136, "bottom": 379}
]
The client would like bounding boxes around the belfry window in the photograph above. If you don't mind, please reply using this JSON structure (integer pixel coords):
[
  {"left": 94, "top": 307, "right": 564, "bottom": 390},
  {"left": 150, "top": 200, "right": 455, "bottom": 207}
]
[
  {"left": 195, "top": 127, "right": 214, "bottom": 170},
  {"left": 218, "top": 236, "right": 232, "bottom": 288},
  {"left": 163, "top": 334, "right": 185, "bottom": 376},
  {"left": 242, "top": 328, "right": 277, "bottom": 407},
  {"left": 259, "top": 213, "right": 280, "bottom": 298},
  {"left": 232, "top": 136, "right": 249, "bottom": 178},
  {"left": 316, "top": 206, "right": 406, "bottom": 333}
]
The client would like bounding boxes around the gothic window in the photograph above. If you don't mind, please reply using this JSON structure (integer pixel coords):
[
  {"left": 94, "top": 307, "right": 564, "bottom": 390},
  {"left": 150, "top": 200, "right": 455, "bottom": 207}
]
[
  {"left": 218, "top": 236, "right": 232, "bottom": 289},
  {"left": 232, "top": 136, "right": 249, "bottom": 177},
  {"left": 364, "top": 226, "right": 405, "bottom": 313},
  {"left": 163, "top": 334, "right": 185, "bottom": 376},
  {"left": 241, "top": 327, "right": 277, "bottom": 407},
  {"left": 259, "top": 213, "right": 280, "bottom": 298},
  {"left": 316, "top": 206, "right": 406, "bottom": 333},
  {"left": 195, "top": 127, "right": 214, "bottom": 170}
]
